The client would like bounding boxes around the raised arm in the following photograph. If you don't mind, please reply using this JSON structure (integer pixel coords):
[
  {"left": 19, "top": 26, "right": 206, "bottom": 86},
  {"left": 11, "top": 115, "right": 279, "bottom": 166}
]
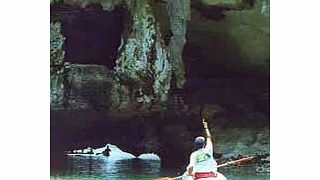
[
  {"left": 202, "top": 118, "right": 214, "bottom": 154},
  {"left": 202, "top": 118, "right": 212, "bottom": 139}
]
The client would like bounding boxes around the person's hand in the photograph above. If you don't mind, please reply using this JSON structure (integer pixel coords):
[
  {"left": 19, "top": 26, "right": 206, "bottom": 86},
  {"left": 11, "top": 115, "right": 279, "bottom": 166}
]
[
  {"left": 202, "top": 120, "right": 208, "bottom": 129},
  {"left": 187, "top": 166, "right": 193, "bottom": 176}
]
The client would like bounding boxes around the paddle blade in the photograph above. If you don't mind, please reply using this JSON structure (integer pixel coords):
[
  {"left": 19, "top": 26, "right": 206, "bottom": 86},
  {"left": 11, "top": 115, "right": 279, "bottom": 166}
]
[{"left": 153, "top": 177, "right": 172, "bottom": 180}]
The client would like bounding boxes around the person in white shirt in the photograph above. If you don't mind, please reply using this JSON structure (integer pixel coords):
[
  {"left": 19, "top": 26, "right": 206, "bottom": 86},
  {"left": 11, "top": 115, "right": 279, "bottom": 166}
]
[{"left": 185, "top": 119, "right": 227, "bottom": 180}]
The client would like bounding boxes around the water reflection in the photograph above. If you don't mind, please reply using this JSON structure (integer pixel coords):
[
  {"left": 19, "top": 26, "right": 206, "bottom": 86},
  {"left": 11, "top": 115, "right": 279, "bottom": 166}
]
[
  {"left": 225, "top": 173, "right": 270, "bottom": 180},
  {"left": 51, "top": 155, "right": 161, "bottom": 180},
  {"left": 51, "top": 155, "right": 269, "bottom": 180}
]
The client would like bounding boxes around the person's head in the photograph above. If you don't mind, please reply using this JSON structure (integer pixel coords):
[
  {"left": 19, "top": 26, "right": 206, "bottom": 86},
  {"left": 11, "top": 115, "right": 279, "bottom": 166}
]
[{"left": 194, "top": 136, "right": 206, "bottom": 150}]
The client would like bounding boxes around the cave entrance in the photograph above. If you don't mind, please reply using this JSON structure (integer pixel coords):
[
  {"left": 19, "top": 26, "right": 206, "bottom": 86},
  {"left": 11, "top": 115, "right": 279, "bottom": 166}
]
[{"left": 51, "top": 3, "right": 128, "bottom": 69}]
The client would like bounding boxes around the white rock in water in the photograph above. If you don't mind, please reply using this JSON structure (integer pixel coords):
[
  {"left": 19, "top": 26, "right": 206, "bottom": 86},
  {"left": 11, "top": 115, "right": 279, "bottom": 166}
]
[
  {"left": 138, "top": 153, "right": 161, "bottom": 161},
  {"left": 68, "top": 144, "right": 136, "bottom": 161},
  {"left": 94, "top": 144, "right": 136, "bottom": 160}
]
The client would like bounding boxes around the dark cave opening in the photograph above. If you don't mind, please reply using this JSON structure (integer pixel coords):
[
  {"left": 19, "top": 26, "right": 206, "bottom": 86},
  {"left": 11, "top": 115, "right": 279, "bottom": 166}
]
[{"left": 51, "top": 3, "right": 128, "bottom": 69}]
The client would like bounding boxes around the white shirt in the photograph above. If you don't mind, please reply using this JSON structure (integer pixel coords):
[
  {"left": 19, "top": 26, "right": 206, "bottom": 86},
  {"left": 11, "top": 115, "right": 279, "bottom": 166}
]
[{"left": 187, "top": 138, "right": 217, "bottom": 173}]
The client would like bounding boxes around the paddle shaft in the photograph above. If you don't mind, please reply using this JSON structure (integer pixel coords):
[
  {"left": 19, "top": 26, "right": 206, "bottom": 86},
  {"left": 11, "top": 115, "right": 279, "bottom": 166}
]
[{"left": 217, "top": 156, "right": 254, "bottom": 168}]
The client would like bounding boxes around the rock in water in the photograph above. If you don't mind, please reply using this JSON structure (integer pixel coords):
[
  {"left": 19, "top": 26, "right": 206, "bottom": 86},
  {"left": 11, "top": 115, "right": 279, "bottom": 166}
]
[
  {"left": 67, "top": 144, "right": 136, "bottom": 160},
  {"left": 138, "top": 153, "right": 161, "bottom": 161},
  {"left": 95, "top": 144, "right": 136, "bottom": 160}
]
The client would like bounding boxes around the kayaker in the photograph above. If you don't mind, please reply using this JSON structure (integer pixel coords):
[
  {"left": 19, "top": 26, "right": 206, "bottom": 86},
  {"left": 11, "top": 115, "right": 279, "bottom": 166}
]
[
  {"left": 185, "top": 119, "right": 226, "bottom": 180},
  {"left": 103, "top": 145, "right": 111, "bottom": 157}
]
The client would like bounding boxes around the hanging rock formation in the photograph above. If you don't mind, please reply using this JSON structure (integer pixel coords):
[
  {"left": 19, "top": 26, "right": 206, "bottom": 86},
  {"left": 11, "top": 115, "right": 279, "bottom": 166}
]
[
  {"left": 166, "top": 0, "right": 190, "bottom": 89},
  {"left": 111, "top": 0, "right": 172, "bottom": 114}
]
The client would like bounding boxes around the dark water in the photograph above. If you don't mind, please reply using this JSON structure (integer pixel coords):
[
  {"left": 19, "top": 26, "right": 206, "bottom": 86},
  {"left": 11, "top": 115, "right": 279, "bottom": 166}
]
[{"left": 51, "top": 155, "right": 269, "bottom": 180}]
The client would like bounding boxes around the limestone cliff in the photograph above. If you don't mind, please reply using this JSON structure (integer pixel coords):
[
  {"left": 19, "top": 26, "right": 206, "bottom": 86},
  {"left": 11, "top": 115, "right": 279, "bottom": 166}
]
[{"left": 50, "top": 0, "right": 270, "bottom": 113}]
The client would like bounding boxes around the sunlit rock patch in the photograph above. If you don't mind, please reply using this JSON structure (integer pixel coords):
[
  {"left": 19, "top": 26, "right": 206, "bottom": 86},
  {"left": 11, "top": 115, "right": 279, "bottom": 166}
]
[{"left": 138, "top": 153, "right": 161, "bottom": 161}]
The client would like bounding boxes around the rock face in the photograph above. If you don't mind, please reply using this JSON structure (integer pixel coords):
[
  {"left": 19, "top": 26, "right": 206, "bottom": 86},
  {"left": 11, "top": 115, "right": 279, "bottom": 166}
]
[
  {"left": 214, "top": 128, "right": 269, "bottom": 157},
  {"left": 51, "top": 64, "right": 113, "bottom": 110},
  {"left": 63, "top": 0, "right": 123, "bottom": 11},
  {"left": 213, "top": 128, "right": 270, "bottom": 173},
  {"left": 53, "top": 0, "right": 192, "bottom": 113},
  {"left": 186, "top": 0, "right": 270, "bottom": 77},
  {"left": 111, "top": 0, "right": 172, "bottom": 113},
  {"left": 50, "top": 22, "right": 70, "bottom": 107},
  {"left": 50, "top": 0, "right": 270, "bottom": 112},
  {"left": 51, "top": 2, "right": 127, "bottom": 69},
  {"left": 50, "top": 20, "right": 113, "bottom": 110}
]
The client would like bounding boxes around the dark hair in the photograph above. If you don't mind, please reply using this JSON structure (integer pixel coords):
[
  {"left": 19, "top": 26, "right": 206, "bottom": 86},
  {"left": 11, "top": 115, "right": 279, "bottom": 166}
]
[
  {"left": 194, "top": 136, "right": 206, "bottom": 150},
  {"left": 195, "top": 142, "right": 205, "bottom": 150}
]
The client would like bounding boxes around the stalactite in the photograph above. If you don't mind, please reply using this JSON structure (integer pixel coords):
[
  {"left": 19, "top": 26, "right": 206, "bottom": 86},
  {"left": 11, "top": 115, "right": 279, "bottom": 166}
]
[{"left": 166, "top": 0, "right": 190, "bottom": 89}]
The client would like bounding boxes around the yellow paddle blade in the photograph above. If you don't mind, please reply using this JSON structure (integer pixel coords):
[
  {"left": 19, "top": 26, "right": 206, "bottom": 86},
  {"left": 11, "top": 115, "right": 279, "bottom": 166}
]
[{"left": 153, "top": 177, "right": 173, "bottom": 180}]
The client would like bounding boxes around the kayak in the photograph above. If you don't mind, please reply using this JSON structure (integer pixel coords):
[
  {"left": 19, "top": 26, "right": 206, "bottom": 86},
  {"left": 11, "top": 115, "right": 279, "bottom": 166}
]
[
  {"left": 174, "top": 156, "right": 254, "bottom": 179},
  {"left": 180, "top": 172, "right": 227, "bottom": 180},
  {"left": 155, "top": 172, "right": 227, "bottom": 180},
  {"left": 181, "top": 172, "right": 227, "bottom": 180}
]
